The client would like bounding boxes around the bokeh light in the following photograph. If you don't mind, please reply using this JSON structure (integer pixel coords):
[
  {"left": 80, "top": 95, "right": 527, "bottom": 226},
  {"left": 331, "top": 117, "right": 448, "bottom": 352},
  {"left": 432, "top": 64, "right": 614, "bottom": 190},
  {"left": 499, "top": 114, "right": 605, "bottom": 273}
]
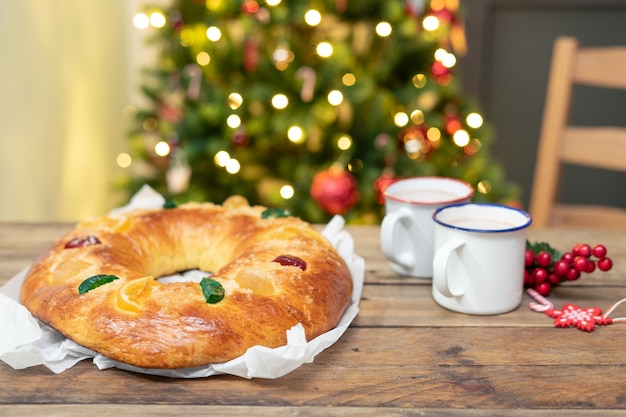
[
  {"left": 375, "top": 21, "right": 392, "bottom": 37},
  {"left": 271, "top": 94, "right": 289, "bottom": 109},
  {"left": 316, "top": 42, "right": 333, "bottom": 58},
  {"left": 304, "top": 9, "right": 321, "bottom": 26},
  {"left": 154, "top": 141, "right": 170, "bottom": 157}
]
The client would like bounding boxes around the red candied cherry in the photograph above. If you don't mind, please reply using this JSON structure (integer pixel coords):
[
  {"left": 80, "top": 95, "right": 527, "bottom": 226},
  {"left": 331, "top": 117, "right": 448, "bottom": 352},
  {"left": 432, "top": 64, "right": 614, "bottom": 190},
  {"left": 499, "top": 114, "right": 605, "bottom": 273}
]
[
  {"left": 536, "top": 251, "right": 552, "bottom": 268},
  {"left": 524, "top": 269, "right": 534, "bottom": 286},
  {"left": 64, "top": 235, "right": 101, "bottom": 249},
  {"left": 573, "top": 256, "right": 589, "bottom": 272},
  {"left": 585, "top": 259, "right": 596, "bottom": 273},
  {"left": 580, "top": 243, "right": 591, "bottom": 258},
  {"left": 524, "top": 249, "right": 535, "bottom": 267},
  {"left": 531, "top": 267, "right": 548, "bottom": 284},
  {"left": 548, "top": 272, "right": 562, "bottom": 285},
  {"left": 553, "top": 260, "right": 570, "bottom": 277},
  {"left": 573, "top": 243, "right": 591, "bottom": 257},
  {"left": 598, "top": 257, "right": 613, "bottom": 272},
  {"left": 560, "top": 252, "right": 574, "bottom": 264},
  {"left": 272, "top": 255, "right": 307, "bottom": 271},
  {"left": 534, "top": 282, "right": 552, "bottom": 297},
  {"left": 566, "top": 268, "right": 581, "bottom": 281},
  {"left": 592, "top": 244, "right": 607, "bottom": 259}
]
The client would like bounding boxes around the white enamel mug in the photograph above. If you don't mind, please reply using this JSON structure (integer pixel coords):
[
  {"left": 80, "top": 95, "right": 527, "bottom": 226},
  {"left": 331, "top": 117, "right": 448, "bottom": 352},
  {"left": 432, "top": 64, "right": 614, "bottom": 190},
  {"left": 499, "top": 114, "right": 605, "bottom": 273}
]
[
  {"left": 380, "top": 177, "right": 474, "bottom": 278},
  {"left": 432, "top": 203, "right": 532, "bottom": 315}
]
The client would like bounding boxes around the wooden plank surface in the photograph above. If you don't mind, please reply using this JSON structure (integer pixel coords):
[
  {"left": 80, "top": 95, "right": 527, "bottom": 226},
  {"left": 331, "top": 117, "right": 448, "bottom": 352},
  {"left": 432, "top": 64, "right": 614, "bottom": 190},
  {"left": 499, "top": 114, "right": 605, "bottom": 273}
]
[
  {"left": 2, "top": 222, "right": 626, "bottom": 415},
  {"left": 4, "top": 405, "right": 626, "bottom": 417}
]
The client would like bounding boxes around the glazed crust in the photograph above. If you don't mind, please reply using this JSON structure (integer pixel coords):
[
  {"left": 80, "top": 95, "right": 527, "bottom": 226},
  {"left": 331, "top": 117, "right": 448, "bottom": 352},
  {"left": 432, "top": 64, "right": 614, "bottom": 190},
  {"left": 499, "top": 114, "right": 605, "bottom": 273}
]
[{"left": 20, "top": 198, "right": 353, "bottom": 369}]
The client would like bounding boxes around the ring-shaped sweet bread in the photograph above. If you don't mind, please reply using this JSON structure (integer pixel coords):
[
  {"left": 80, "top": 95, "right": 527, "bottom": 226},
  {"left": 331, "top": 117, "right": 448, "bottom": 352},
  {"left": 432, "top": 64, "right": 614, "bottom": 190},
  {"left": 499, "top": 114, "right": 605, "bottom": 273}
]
[{"left": 20, "top": 197, "right": 353, "bottom": 369}]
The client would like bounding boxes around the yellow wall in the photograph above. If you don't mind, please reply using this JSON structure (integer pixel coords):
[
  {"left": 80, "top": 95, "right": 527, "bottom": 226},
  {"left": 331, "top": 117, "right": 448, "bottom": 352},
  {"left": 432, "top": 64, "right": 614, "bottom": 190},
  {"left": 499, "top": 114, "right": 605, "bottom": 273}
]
[{"left": 0, "top": 0, "right": 149, "bottom": 222}]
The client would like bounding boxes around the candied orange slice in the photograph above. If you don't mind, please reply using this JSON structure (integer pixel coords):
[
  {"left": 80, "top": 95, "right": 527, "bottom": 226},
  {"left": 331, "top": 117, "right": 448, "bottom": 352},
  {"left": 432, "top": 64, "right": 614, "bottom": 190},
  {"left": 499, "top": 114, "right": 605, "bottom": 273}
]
[
  {"left": 235, "top": 268, "right": 276, "bottom": 296},
  {"left": 116, "top": 276, "right": 154, "bottom": 313},
  {"left": 109, "top": 216, "right": 133, "bottom": 233},
  {"left": 52, "top": 258, "right": 94, "bottom": 282}
]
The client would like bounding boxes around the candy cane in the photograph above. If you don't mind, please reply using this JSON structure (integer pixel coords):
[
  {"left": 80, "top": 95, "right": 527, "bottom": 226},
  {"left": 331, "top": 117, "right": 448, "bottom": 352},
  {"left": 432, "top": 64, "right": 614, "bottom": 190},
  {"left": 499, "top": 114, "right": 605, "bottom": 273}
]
[
  {"left": 526, "top": 288, "right": 553, "bottom": 312},
  {"left": 528, "top": 287, "right": 626, "bottom": 331},
  {"left": 184, "top": 64, "right": 203, "bottom": 100},
  {"left": 603, "top": 298, "right": 626, "bottom": 323},
  {"left": 296, "top": 66, "right": 316, "bottom": 102}
]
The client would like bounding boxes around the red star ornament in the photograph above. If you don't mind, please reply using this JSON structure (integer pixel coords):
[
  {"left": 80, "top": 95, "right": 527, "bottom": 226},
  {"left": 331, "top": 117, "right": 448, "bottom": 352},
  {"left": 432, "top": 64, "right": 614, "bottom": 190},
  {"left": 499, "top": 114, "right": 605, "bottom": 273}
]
[
  {"left": 544, "top": 304, "right": 612, "bottom": 332},
  {"left": 527, "top": 288, "right": 626, "bottom": 332}
]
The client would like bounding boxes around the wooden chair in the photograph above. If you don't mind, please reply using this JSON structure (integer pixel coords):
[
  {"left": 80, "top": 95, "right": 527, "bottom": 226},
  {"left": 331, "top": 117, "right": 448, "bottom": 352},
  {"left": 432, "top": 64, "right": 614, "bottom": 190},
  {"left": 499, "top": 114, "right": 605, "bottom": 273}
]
[{"left": 529, "top": 36, "right": 626, "bottom": 228}]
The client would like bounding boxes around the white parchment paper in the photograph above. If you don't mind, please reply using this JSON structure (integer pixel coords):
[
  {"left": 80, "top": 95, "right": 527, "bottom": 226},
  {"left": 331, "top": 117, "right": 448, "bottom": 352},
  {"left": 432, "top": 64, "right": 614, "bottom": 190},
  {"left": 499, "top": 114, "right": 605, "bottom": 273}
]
[{"left": 0, "top": 185, "right": 365, "bottom": 378}]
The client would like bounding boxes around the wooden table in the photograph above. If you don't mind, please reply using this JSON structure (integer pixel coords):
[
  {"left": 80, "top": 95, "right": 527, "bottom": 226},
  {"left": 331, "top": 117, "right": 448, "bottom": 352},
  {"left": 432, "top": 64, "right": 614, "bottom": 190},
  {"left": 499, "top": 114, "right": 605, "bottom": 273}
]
[{"left": 2, "top": 222, "right": 626, "bottom": 416}]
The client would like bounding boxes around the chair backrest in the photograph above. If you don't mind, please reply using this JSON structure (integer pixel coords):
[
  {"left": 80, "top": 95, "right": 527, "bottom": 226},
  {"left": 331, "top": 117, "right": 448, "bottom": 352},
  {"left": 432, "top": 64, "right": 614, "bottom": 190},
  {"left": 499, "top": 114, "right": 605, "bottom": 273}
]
[{"left": 529, "top": 36, "right": 626, "bottom": 228}]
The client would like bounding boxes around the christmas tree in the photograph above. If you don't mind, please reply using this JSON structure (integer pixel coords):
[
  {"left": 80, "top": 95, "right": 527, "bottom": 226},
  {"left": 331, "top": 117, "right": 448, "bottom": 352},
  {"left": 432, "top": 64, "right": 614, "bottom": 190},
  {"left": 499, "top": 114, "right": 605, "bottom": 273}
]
[{"left": 126, "top": 0, "right": 518, "bottom": 223}]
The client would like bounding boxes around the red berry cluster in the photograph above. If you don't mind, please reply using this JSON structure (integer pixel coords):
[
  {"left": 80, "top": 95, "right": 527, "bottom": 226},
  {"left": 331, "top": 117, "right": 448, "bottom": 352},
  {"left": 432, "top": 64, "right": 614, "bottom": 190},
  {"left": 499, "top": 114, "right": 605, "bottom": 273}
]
[{"left": 524, "top": 241, "right": 613, "bottom": 296}]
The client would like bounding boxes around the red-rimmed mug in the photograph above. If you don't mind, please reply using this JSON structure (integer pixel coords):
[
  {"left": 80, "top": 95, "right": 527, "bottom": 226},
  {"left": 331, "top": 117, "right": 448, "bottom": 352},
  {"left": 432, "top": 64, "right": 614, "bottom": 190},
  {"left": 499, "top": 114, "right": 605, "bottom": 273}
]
[{"left": 380, "top": 177, "right": 474, "bottom": 278}]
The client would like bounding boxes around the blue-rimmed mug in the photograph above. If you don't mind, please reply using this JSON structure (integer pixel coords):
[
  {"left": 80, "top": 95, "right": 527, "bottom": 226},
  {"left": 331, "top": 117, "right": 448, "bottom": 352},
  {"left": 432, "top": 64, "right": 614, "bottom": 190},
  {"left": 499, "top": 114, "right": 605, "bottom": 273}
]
[{"left": 432, "top": 202, "right": 532, "bottom": 315}]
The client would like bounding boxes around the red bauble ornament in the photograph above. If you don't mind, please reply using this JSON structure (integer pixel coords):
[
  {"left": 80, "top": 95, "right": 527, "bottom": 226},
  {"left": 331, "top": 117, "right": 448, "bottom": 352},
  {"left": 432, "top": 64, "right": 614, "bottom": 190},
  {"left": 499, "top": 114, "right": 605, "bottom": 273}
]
[
  {"left": 310, "top": 168, "right": 360, "bottom": 215},
  {"left": 244, "top": 38, "right": 259, "bottom": 72},
  {"left": 158, "top": 104, "right": 183, "bottom": 123},
  {"left": 428, "top": 8, "right": 455, "bottom": 25},
  {"left": 431, "top": 61, "right": 450, "bottom": 78},
  {"left": 232, "top": 129, "right": 249, "bottom": 147},
  {"left": 170, "top": 14, "right": 184, "bottom": 32},
  {"left": 242, "top": 0, "right": 259, "bottom": 14},
  {"left": 373, "top": 174, "right": 395, "bottom": 204}
]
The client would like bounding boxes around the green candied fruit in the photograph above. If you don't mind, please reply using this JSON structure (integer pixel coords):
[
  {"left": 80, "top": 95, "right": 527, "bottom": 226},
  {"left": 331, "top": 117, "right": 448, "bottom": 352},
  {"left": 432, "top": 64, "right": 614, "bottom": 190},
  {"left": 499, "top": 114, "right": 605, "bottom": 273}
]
[
  {"left": 200, "top": 277, "right": 225, "bottom": 304},
  {"left": 261, "top": 207, "right": 292, "bottom": 219},
  {"left": 78, "top": 274, "right": 119, "bottom": 294},
  {"left": 163, "top": 199, "right": 178, "bottom": 209}
]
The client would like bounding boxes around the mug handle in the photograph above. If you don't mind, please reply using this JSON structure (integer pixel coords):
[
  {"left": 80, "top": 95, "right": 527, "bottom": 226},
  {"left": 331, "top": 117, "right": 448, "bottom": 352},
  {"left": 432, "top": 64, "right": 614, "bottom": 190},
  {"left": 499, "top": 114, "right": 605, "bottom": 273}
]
[
  {"left": 433, "top": 238, "right": 466, "bottom": 297},
  {"left": 380, "top": 208, "right": 416, "bottom": 269}
]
